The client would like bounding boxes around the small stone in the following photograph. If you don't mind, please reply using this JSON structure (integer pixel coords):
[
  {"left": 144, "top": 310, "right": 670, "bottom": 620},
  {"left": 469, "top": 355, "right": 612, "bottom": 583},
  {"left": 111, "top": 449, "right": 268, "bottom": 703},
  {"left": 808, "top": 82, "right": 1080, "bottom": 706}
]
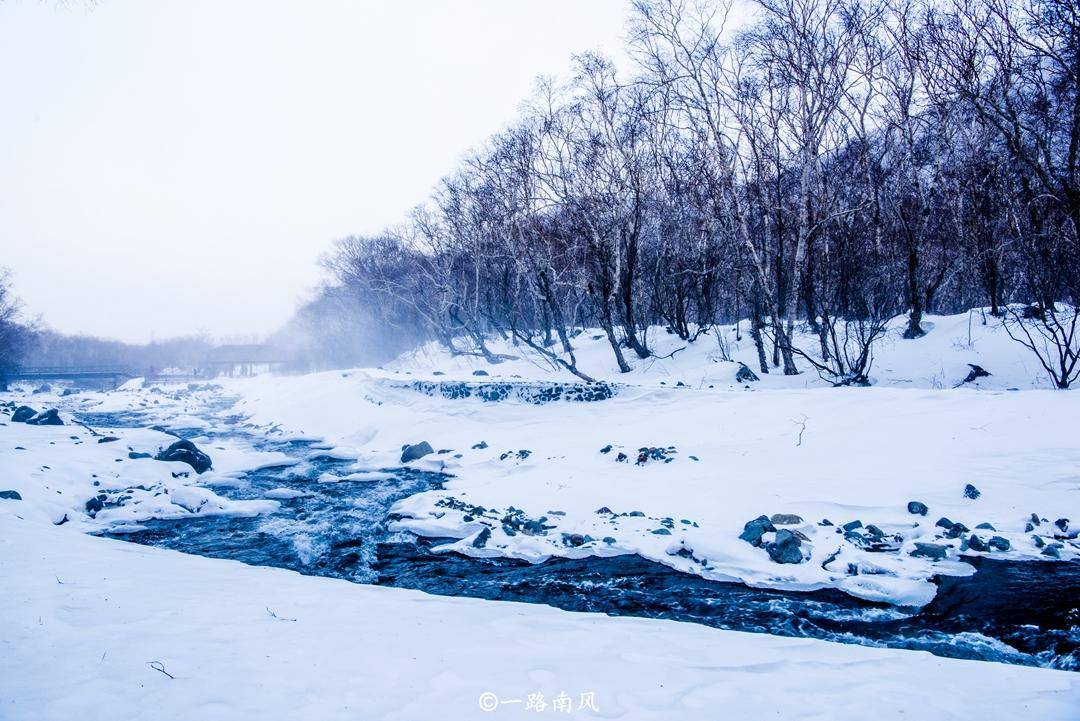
[
  {"left": 988, "top": 536, "right": 1011, "bottom": 551},
  {"left": 599, "top": 444, "right": 612, "bottom": 454},
  {"left": 907, "top": 501, "right": 928, "bottom": 516},
  {"left": 739, "top": 516, "right": 776, "bottom": 547},
  {"left": 765, "top": 529, "right": 804, "bottom": 564},
  {"left": 1041, "top": 543, "right": 1062, "bottom": 559},
  {"left": 595, "top": 506, "right": 613, "bottom": 515},
  {"left": 967, "top": 535, "right": 989, "bottom": 552},
  {"left": 910, "top": 543, "right": 949, "bottom": 560},
  {"left": 602, "top": 536, "right": 616, "bottom": 544},
  {"left": 564, "top": 533, "right": 586, "bottom": 546},
  {"left": 27, "top": 409, "right": 63, "bottom": 426},
  {"left": 471, "top": 527, "right": 491, "bottom": 548},
  {"left": 1025, "top": 522, "right": 1035, "bottom": 533},
  {"left": 935, "top": 517, "right": 955, "bottom": 530},
  {"left": 0, "top": 490, "right": 22, "bottom": 500},
  {"left": 12, "top": 406, "right": 37, "bottom": 423},
  {"left": 963, "top": 483, "right": 981, "bottom": 500},
  {"left": 1033, "top": 535, "right": 1046, "bottom": 548},
  {"left": 842, "top": 520, "right": 863, "bottom": 532},
  {"left": 155, "top": 439, "right": 212, "bottom": 474},
  {"left": 865, "top": 524, "right": 886, "bottom": 538},
  {"left": 85, "top": 497, "right": 104, "bottom": 514},
  {"left": 1029, "top": 513, "right": 1041, "bottom": 526},
  {"left": 471, "top": 441, "right": 488, "bottom": 450},
  {"left": 945, "top": 522, "right": 969, "bottom": 539},
  {"left": 1054, "top": 518, "right": 1069, "bottom": 532},
  {"left": 770, "top": 513, "right": 803, "bottom": 525},
  {"left": 651, "top": 528, "right": 671, "bottom": 535},
  {"left": 472, "top": 370, "right": 489, "bottom": 376},
  {"left": 819, "top": 519, "right": 834, "bottom": 526},
  {"left": 97, "top": 436, "right": 120, "bottom": 444},
  {"left": 400, "top": 441, "right": 434, "bottom": 463},
  {"left": 127, "top": 452, "right": 151, "bottom": 459}
]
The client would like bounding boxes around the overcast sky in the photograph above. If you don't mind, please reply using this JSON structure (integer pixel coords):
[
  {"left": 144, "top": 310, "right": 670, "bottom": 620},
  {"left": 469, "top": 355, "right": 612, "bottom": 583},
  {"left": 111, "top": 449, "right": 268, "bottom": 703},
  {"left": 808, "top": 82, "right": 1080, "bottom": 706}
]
[{"left": 0, "top": 0, "right": 629, "bottom": 343}]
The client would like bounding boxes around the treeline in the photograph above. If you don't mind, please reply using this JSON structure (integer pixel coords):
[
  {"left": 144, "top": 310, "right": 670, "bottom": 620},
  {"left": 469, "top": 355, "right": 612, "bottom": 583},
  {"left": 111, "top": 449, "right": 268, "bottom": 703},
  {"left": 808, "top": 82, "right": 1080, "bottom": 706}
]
[{"left": 321, "top": 0, "right": 1079, "bottom": 388}]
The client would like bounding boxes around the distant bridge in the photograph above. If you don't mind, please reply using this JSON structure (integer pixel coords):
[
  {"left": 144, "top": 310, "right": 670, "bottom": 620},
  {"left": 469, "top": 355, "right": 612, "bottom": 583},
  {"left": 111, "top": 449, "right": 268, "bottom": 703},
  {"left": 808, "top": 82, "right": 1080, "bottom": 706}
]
[{"left": 0, "top": 366, "right": 204, "bottom": 390}]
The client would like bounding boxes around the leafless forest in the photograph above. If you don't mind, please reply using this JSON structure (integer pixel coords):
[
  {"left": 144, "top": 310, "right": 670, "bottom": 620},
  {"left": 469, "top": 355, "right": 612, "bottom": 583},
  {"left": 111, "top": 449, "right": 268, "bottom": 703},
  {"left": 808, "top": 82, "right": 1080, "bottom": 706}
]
[{"left": 319, "top": 0, "right": 1079, "bottom": 387}]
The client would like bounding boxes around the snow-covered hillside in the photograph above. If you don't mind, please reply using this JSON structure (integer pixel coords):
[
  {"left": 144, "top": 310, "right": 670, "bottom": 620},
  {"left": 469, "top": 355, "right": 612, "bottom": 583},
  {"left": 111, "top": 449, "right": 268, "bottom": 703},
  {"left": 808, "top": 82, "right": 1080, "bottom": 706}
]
[{"left": 388, "top": 311, "right": 1060, "bottom": 390}]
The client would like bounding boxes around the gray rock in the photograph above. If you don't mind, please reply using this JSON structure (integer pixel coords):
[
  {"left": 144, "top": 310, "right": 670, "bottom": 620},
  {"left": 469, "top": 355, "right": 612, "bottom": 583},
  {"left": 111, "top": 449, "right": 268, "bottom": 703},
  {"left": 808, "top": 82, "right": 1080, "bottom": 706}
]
[
  {"left": 0, "top": 490, "right": 22, "bottom": 500},
  {"left": 563, "top": 533, "right": 586, "bottom": 546},
  {"left": 472, "top": 370, "right": 489, "bottom": 376},
  {"left": 12, "top": 406, "right": 37, "bottom": 423},
  {"left": 963, "top": 483, "right": 981, "bottom": 500},
  {"left": 27, "top": 409, "right": 63, "bottom": 426},
  {"left": 935, "top": 517, "right": 955, "bottom": 529},
  {"left": 651, "top": 528, "right": 672, "bottom": 535},
  {"left": 988, "top": 536, "right": 1011, "bottom": 551},
  {"left": 910, "top": 543, "right": 949, "bottom": 560},
  {"left": 967, "top": 535, "right": 989, "bottom": 552},
  {"left": 770, "top": 513, "right": 803, "bottom": 525},
  {"left": 907, "top": 501, "right": 928, "bottom": 516},
  {"left": 471, "top": 527, "right": 491, "bottom": 548},
  {"left": 400, "top": 441, "right": 434, "bottom": 463},
  {"left": 975, "top": 522, "right": 996, "bottom": 530},
  {"left": 155, "top": 439, "right": 212, "bottom": 474},
  {"left": 739, "top": 515, "right": 776, "bottom": 547},
  {"left": 842, "top": 520, "right": 863, "bottom": 532},
  {"left": 128, "top": 451, "right": 152, "bottom": 459},
  {"left": 765, "top": 529, "right": 804, "bottom": 564},
  {"left": 1054, "top": 518, "right": 1069, "bottom": 532},
  {"left": 1041, "top": 543, "right": 1063, "bottom": 559},
  {"left": 945, "top": 522, "right": 969, "bottom": 539}
]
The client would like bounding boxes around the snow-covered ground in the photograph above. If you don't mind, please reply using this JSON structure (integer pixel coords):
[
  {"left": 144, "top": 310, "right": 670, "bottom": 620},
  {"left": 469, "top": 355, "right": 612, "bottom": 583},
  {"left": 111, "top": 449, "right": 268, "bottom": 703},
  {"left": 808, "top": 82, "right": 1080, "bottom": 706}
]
[{"left": 2, "top": 311, "right": 1078, "bottom": 719}]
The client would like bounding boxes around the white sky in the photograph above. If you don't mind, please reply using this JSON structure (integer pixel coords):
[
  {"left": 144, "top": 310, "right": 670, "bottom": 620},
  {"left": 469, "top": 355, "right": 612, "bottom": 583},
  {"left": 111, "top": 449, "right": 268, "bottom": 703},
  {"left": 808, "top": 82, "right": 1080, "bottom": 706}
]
[{"left": 0, "top": 0, "right": 630, "bottom": 343}]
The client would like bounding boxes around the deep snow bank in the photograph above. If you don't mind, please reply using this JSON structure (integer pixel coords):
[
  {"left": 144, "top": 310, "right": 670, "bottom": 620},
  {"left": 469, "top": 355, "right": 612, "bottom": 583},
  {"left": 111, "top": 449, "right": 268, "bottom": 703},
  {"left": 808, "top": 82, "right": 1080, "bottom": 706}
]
[{"left": 2, "top": 514, "right": 1077, "bottom": 721}]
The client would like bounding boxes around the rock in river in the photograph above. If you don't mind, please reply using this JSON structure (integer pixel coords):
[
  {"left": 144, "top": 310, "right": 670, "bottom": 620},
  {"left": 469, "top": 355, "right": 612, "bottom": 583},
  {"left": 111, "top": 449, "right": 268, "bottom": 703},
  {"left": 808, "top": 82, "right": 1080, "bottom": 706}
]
[
  {"left": 400, "top": 441, "right": 434, "bottom": 463},
  {"left": 155, "top": 439, "right": 212, "bottom": 474}
]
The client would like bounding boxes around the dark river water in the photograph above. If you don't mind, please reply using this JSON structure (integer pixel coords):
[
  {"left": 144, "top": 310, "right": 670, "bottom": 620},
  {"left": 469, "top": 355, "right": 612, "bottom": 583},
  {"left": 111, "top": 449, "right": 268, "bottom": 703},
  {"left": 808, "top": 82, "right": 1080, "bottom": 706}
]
[{"left": 80, "top": 407, "right": 1079, "bottom": 672}]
